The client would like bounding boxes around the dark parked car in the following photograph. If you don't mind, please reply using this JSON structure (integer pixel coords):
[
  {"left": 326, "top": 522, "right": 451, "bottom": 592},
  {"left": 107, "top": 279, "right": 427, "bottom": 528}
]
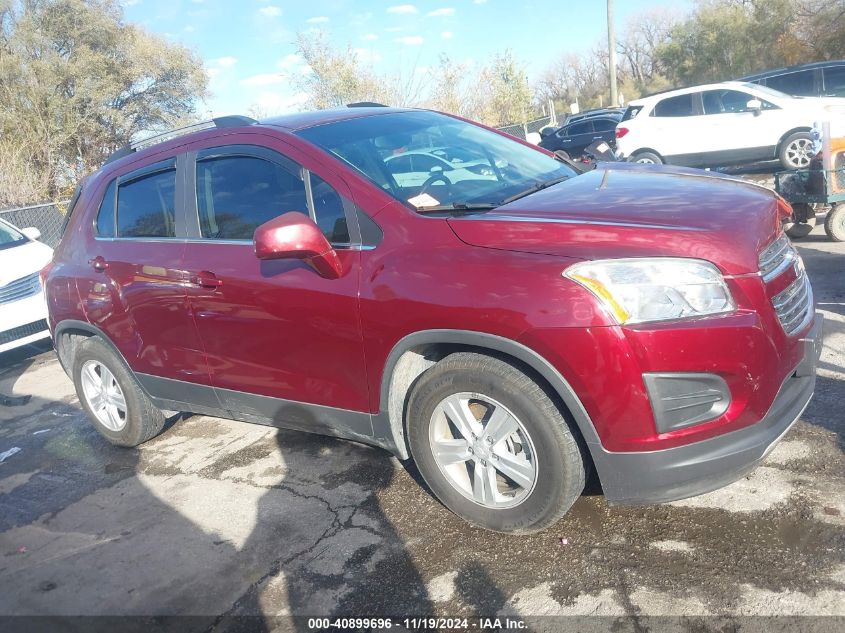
[
  {"left": 740, "top": 60, "right": 845, "bottom": 98},
  {"left": 539, "top": 113, "right": 622, "bottom": 159},
  {"left": 45, "top": 107, "right": 822, "bottom": 533}
]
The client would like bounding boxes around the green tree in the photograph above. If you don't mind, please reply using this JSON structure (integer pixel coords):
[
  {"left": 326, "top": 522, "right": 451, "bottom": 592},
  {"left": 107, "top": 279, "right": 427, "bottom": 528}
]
[
  {"left": 0, "top": 0, "right": 208, "bottom": 206},
  {"left": 477, "top": 51, "right": 534, "bottom": 127}
]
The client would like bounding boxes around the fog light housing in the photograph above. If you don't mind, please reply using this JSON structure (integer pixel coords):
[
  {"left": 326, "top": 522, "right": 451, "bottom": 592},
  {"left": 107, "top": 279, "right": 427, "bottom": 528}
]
[{"left": 643, "top": 373, "right": 731, "bottom": 433}]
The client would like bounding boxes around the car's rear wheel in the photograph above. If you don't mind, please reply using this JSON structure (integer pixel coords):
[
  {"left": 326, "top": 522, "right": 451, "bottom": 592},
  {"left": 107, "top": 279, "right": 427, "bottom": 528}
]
[
  {"left": 72, "top": 337, "right": 166, "bottom": 447},
  {"left": 779, "top": 132, "right": 814, "bottom": 170},
  {"left": 407, "top": 352, "right": 586, "bottom": 533},
  {"left": 631, "top": 151, "right": 663, "bottom": 165},
  {"left": 825, "top": 204, "right": 845, "bottom": 242}
]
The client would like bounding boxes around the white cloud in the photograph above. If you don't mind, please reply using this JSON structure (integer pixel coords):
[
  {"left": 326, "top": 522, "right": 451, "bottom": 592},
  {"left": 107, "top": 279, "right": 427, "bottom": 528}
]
[
  {"left": 385, "top": 26, "right": 404, "bottom": 32},
  {"left": 214, "top": 56, "right": 238, "bottom": 67},
  {"left": 395, "top": 35, "right": 424, "bottom": 46},
  {"left": 362, "top": 33, "right": 378, "bottom": 41},
  {"left": 387, "top": 4, "right": 418, "bottom": 14},
  {"left": 254, "top": 91, "right": 309, "bottom": 116},
  {"left": 240, "top": 73, "right": 285, "bottom": 87},
  {"left": 184, "top": 25, "right": 196, "bottom": 32},
  {"left": 473, "top": 0, "right": 487, "bottom": 4},
  {"left": 257, "top": 5, "right": 281, "bottom": 18},
  {"left": 353, "top": 48, "right": 383, "bottom": 64},
  {"left": 427, "top": 8, "right": 455, "bottom": 17},
  {"left": 207, "top": 68, "right": 220, "bottom": 79},
  {"left": 441, "top": 31, "right": 453, "bottom": 39},
  {"left": 277, "top": 53, "right": 303, "bottom": 69},
  {"left": 306, "top": 16, "right": 329, "bottom": 23}
]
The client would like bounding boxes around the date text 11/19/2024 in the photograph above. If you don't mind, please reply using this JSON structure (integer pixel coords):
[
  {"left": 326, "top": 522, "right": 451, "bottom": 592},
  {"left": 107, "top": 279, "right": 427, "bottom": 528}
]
[{"left": 306, "top": 617, "right": 528, "bottom": 630}]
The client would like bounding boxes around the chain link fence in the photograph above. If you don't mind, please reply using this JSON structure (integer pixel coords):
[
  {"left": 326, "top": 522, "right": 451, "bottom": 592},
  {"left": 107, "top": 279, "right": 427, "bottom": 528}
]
[
  {"left": 0, "top": 202, "right": 67, "bottom": 248},
  {"left": 497, "top": 115, "right": 557, "bottom": 141}
]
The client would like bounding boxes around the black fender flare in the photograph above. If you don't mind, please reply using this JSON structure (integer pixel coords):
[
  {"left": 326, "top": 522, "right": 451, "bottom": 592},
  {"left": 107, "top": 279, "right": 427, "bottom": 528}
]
[{"left": 373, "top": 329, "right": 604, "bottom": 460}]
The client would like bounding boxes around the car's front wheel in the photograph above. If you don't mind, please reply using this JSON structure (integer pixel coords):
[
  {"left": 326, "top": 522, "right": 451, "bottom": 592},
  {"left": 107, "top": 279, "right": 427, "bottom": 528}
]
[
  {"left": 72, "top": 337, "right": 166, "bottom": 447},
  {"left": 407, "top": 352, "right": 586, "bottom": 533}
]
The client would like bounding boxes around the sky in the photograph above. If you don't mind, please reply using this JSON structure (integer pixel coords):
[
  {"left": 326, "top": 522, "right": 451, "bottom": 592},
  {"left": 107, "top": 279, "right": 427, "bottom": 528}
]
[{"left": 122, "top": 0, "right": 692, "bottom": 117}]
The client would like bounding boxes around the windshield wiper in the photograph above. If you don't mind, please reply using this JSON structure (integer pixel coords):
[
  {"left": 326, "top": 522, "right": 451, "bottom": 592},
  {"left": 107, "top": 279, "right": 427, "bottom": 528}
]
[
  {"left": 415, "top": 202, "right": 498, "bottom": 214},
  {"left": 500, "top": 175, "right": 570, "bottom": 205}
]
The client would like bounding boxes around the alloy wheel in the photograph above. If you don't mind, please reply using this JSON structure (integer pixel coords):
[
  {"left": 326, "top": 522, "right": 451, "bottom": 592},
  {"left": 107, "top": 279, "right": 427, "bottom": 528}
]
[
  {"left": 785, "top": 138, "right": 813, "bottom": 169},
  {"left": 80, "top": 360, "right": 128, "bottom": 431},
  {"left": 428, "top": 392, "right": 538, "bottom": 509}
]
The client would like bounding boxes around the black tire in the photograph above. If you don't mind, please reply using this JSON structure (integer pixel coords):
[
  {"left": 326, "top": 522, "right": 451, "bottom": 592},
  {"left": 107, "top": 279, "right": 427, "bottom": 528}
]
[
  {"left": 72, "top": 337, "right": 166, "bottom": 447},
  {"left": 407, "top": 352, "right": 586, "bottom": 533},
  {"left": 630, "top": 151, "right": 663, "bottom": 165},
  {"left": 825, "top": 204, "right": 845, "bottom": 242},
  {"left": 779, "top": 132, "right": 813, "bottom": 170},
  {"left": 784, "top": 203, "right": 817, "bottom": 239}
]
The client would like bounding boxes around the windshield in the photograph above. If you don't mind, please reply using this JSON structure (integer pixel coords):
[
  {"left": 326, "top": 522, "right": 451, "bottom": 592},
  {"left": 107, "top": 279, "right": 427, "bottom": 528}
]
[
  {"left": 297, "top": 111, "right": 576, "bottom": 210},
  {"left": 740, "top": 82, "right": 792, "bottom": 101},
  {"left": 0, "top": 220, "right": 26, "bottom": 251}
]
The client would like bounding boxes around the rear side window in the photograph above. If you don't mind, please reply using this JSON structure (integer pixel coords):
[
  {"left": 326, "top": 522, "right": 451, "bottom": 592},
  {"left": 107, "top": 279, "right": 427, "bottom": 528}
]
[
  {"left": 592, "top": 118, "right": 618, "bottom": 132},
  {"left": 653, "top": 94, "right": 695, "bottom": 117},
  {"left": 195, "top": 155, "right": 308, "bottom": 240},
  {"left": 117, "top": 169, "right": 176, "bottom": 238},
  {"left": 621, "top": 105, "right": 642, "bottom": 121},
  {"left": 310, "top": 174, "right": 350, "bottom": 244},
  {"left": 95, "top": 180, "right": 116, "bottom": 237},
  {"left": 765, "top": 70, "right": 815, "bottom": 96},
  {"left": 823, "top": 66, "right": 845, "bottom": 97}
]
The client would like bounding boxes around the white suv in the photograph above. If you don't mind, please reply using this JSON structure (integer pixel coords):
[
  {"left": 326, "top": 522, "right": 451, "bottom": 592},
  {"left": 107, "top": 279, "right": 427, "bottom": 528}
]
[
  {"left": 0, "top": 218, "right": 53, "bottom": 354},
  {"left": 615, "top": 81, "right": 845, "bottom": 170}
]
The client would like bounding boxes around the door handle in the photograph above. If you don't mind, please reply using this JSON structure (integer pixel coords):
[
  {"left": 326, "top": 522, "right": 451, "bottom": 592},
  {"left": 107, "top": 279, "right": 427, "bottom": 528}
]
[
  {"left": 190, "top": 271, "right": 223, "bottom": 289},
  {"left": 89, "top": 256, "right": 109, "bottom": 272}
]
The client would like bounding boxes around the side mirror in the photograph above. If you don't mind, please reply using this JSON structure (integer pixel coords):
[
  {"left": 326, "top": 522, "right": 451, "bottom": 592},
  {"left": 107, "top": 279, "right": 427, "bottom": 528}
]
[
  {"left": 253, "top": 211, "right": 342, "bottom": 279},
  {"left": 746, "top": 99, "right": 762, "bottom": 114},
  {"left": 21, "top": 227, "right": 41, "bottom": 241}
]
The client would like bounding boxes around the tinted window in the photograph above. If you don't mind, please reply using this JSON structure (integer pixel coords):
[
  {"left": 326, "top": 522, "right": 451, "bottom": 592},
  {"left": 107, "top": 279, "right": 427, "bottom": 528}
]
[
  {"left": 0, "top": 219, "right": 26, "bottom": 250},
  {"left": 310, "top": 174, "right": 350, "bottom": 244},
  {"left": 196, "top": 155, "right": 308, "bottom": 240},
  {"left": 621, "top": 105, "right": 643, "bottom": 121},
  {"left": 117, "top": 169, "right": 176, "bottom": 238},
  {"left": 653, "top": 93, "right": 695, "bottom": 117},
  {"left": 823, "top": 65, "right": 845, "bottom": 97},
  {"left": 766, "top": 70, "right": 815, "bottom": 96},
  {"left": 567, "top": 121, "right": 593, "bottom": 135},
  {"left": 592, "top": 118, "right": 618, "bottom": 132},
  {"left": 96, "top": 180, "right": 116, "bottom": 237}
]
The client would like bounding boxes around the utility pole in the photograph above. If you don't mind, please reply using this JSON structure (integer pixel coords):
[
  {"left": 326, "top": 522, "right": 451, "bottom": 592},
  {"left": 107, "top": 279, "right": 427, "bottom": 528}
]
[{"left": 607, "top": 0, "right": 618, "bottom": 107}]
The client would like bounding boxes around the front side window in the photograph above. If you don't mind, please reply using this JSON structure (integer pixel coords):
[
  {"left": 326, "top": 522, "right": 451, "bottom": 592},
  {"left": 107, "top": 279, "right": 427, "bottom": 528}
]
[
  {"left": 0, "top": 219, "right": 26, "bottom": 251},
  {"left": 297, "top": 110, "right": 575, "bottom": 210},
  {"left": 117, "top": 169, "right": 176, "bottom": 238},
  {"left": 196, "top": 155, "right": 308, "bottom": 240},
  {"left": 310, "top": 174, "right": 350, "bottom": 244},
  {"left": 653, "top": 94, "right": 695, "bottom": 117},
  {"left": 765, "top": 70, "right": 815, "bottom": 96}
]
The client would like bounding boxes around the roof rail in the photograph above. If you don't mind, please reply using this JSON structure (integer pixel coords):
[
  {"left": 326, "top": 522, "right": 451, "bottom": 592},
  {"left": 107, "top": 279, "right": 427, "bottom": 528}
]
[
  {"left": 347, "top": 102, "right": 387, "bottom": 108},
  {"left": 103, "top": 115, "right": 258, "bottom": 166}
]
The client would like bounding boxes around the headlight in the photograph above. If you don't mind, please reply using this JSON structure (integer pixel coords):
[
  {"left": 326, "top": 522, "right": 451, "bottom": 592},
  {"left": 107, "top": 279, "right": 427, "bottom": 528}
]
[{"left": 564, "top": 258, "right": 735, "bottom": 325}]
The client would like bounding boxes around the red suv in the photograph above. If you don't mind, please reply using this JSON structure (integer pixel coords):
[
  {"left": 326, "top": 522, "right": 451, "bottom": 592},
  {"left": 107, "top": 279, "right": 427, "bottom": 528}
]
[{"left": 44, "top": 107, "right": 823, "bottom": 533}]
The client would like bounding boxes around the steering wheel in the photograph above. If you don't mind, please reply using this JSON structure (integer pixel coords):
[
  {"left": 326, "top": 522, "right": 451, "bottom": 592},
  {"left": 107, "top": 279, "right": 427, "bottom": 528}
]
[{"left": 419, "top": 173, "right": 452, "bottom": 197}]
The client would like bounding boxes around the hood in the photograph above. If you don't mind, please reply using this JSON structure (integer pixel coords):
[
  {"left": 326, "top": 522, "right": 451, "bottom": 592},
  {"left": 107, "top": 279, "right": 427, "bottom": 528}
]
[
  {"left": 447, "top": 163, "right": 784, "bottom": 275},
  {"left": 0, "top": 239, "right": 53, "bottom": 286}
]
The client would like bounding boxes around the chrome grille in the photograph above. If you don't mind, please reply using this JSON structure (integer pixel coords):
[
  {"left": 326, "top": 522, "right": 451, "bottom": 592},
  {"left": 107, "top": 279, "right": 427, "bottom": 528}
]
[
  {"left": 772, "top": 268, "right": 813, "bottom": 336},
  {"left": 0, "top": 271, "right": 41, "bottom": 305},
  {"left": 758, "top": 234, "right": 796, "bottom": 281}
]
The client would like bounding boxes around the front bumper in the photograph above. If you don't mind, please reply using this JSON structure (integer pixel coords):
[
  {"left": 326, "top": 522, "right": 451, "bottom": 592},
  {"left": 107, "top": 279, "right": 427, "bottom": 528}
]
[
  {"left": 0, "top": 292, "right": 50, "bottom": 354},
  {"left": 594, "top": 312, "right": 823, "bottom": 505}
]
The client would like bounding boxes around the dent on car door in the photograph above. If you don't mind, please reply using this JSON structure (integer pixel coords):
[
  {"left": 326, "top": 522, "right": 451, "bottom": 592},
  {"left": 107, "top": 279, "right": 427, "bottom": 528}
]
[
  {"left": 180, "top": 144, "right": 371, "bottom": 434},
  {"left": 77, "top": 157, "right": 210, "bottom": 385}
]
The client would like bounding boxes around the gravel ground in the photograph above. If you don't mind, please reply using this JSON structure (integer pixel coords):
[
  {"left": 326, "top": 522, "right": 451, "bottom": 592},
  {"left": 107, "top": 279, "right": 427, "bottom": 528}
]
[{"left": 0, "top": 183, "right": 843, "bottom": 632}]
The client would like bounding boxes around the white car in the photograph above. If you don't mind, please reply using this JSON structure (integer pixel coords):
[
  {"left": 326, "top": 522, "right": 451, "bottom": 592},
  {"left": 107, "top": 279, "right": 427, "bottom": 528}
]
[
  {"left": 0, "top": 218, "right": 53, "bottom": 354},
  {"left": 615, "top": 81, "right": 845, "bottom": 170},
  {"left": 385, "top": 151, "right": 497, "bottom": 188}
]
